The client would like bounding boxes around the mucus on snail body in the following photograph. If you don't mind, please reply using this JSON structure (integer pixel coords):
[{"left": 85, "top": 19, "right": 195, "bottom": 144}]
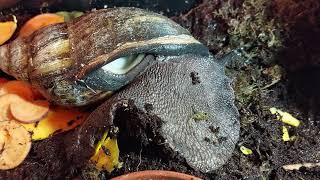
[{"left": 0, "top": 7, "right": 239, "bottom": 173}]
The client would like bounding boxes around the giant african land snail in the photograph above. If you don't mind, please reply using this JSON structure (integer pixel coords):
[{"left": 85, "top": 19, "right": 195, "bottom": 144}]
[{"left": 0, "top": 7, "right": 239, "bottom": 173}]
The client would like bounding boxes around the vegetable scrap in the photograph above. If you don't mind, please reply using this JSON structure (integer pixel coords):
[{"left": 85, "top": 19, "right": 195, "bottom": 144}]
[
  {"left": 0, "top": 80, "right": 36, "bottom": 101},
  {"left": 0, "top": 79, "right": 88, "bottom": 141},
  {"left": 0, "top": 94, "right": 49, "bottom": 123},
  {"left": 10, "top": 97, "right": 49, "bottom": 123},
  {"left": 0, "top": 120, "right": 31, "bottom": 170},
  {"left": 282, "top": 126, "right": 290, "bottom": 142},
  {"left": 0, "top": 94, "right": 20, "bottom": 121},
  {"left": 19, "top": 13, "right": 64, "bottom": 37},
  {"left": 0, "top": 78, "right": 87, "bottom": 169},
  {"left": 0, "top": 15, "right": 17, "bottom": 45},
  {"left": 192, "top": 111, "right": 209, "bottom": 121},
  {"left": 90, "top": 131, "right": 122, "bottom": 173},
  {"left": 269, "top": 107, "right": 301, "bottom": 127},
  {"left": 55, "top": 11, "right": 84, "bottom": 22},
  {"left": 21, "top": 107, "right": 87, "bottom": 140},
  {"left": 0, "top": 78, "right": 8, "bottom": 85},
  {"left": 282, "top": 162, "right": 320, "bottom": 171},
  {"left": 240, "top": 145, "right": 253, "bottom": 155}
]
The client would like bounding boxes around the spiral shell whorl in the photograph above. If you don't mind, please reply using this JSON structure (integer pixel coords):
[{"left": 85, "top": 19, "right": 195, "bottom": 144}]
[{"left": 0, "top": 38, "right": 29, "bottom": 81}]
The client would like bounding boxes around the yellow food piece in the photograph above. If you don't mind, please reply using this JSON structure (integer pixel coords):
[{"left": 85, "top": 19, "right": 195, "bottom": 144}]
[
  {"left": 0, "top": 15, "right": 17, "bottom": 45},
  {"left": 282, "top": 126, "right": 290, "bottom": 142},
  {"left": 290, "top": 136, "right": 297, "bottom": 141},
  {"left": 192, "top": 111, "right": 209, "bottom": 121},
  {"left": 269, "top": 107, "right": 301, "bottom": 127},
  {"left": 55, "top": 11, "right": 84, "bottom": 22},
  {"left": 90, "top": 131, "right": 122, "bottom": 173},
  {"left": 21, "top": 107, "right": 88, "bottom": 140},
  {"left": 240, "top": 145, "right": 253, "bottom": 155}
]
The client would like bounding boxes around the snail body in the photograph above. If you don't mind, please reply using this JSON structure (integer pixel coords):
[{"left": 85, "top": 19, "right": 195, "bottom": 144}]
[
  {"left": 0, "top": 8, "right": 239, "bottom": 174},
  {"left": 0, "top": 8, "right": 208, "bottom": 106}
]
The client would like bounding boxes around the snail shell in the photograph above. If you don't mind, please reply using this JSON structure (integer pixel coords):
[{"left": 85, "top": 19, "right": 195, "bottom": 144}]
[{"left": 0, "top": 7, "right": 209, "bottom": 106}]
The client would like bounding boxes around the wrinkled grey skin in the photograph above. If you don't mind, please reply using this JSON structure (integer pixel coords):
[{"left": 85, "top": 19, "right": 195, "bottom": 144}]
[{"left": 70, "top": 53, "right": 239, "bottom": 173}]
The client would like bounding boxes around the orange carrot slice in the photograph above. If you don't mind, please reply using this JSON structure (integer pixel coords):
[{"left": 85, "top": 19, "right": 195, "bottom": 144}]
[
  {"left": 10, "top": 99, "right": 49, "bottom": 123},
  {"left": 0, "top": 16, "right": 17, "bottom": 45},
  {"left": 31, "top": 87, "right": 45, "bottom": 100},
  {"left": 0, "top": 80, "right": 34, "bottom": 100},
  {"left": 0, "top": 94, "right": 17, "bottom": 121},
  {"left": 19, "top": 13, "right": 64, "bottom": 37},
  {"left": 0, "top": 78, "right": 8, "bottom": 86}
]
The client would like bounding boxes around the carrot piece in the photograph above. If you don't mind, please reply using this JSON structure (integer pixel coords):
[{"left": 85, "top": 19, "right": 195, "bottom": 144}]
[
  {"left": 10, "top": 99, "right": 49, "bottom": 123},
  {"left": 0, "top": 16, "right": 17, "bottom": 45},
  {"left": 0, "top": 78, "right": 8, "bottom": 86},
  {"left": 0, "top": 80, "right": 34, "bottom": 100},
  {"left": 19, "top": 13, "right": 64, "bottom": 37},
  {"left": 31, "top": 87, "right": 45, "bottom": 100},
  {"left": 0, "top": 120, "right": 31, "bottom": 170},
  {"left": 21, "top": 107, "right": 88, "bottom": 140},
  {"left": 0, "top": 94, "right": 18, "bottom": 121}
]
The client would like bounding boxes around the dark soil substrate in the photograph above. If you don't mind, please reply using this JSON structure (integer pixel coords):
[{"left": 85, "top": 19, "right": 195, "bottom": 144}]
[{"left": 1, "top": 0, "right": 320, "bottom": 179}]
